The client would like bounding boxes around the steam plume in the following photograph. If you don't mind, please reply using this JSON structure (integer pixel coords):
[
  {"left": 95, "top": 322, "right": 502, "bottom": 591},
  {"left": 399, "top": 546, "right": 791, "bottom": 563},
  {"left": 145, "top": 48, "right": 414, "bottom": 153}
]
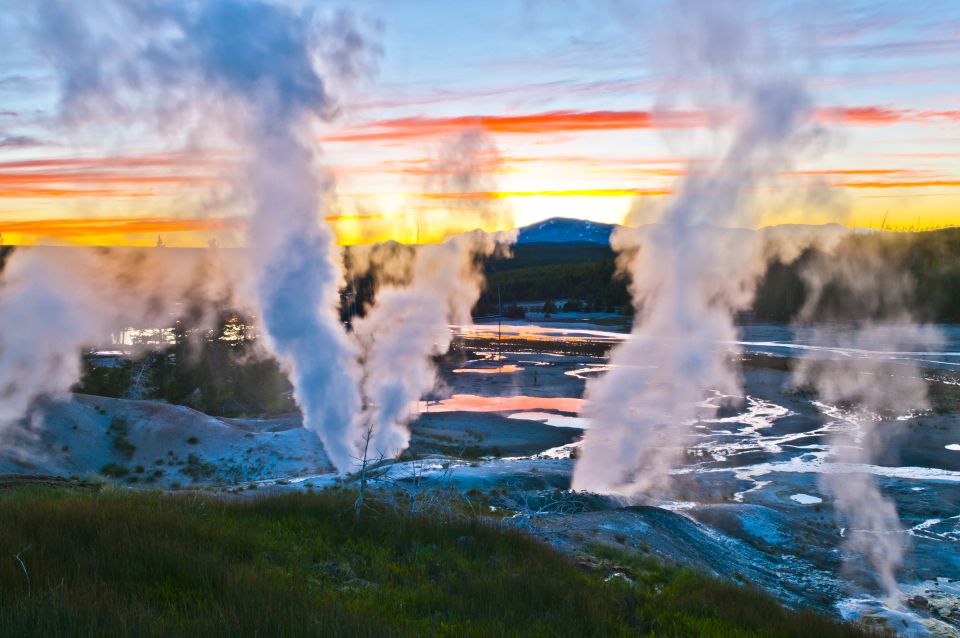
[
  {"left": 573, "top": 0, "right": 816, "bottom": 495},
  {"left": 12, "top": 0, "right": 374, "bottom": 470},
  {"left": 792, "top": 248, "right": 940, "bottom": 601},
  {"left": 0, "top": 245, "right": 243, "bottom": 436},
  {"left": 422, "top": 129, "right": 514, "bottom": 238},
  {"left": 0, "top": 250, "right": 108, "bottom": 433},
  {"left": 352, "top": 232, "right": 508, "bottom": 458},
  {"left": 351, "top": 131, "right": 515, "bottom": 459}
]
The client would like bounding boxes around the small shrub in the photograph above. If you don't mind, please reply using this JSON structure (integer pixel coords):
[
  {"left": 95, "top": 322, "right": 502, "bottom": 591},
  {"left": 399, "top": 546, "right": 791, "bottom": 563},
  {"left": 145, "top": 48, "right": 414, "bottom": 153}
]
[
  {"left": 107, "top": 417, "right": 136, "bottom": 460},
  {"left": 181, "top": 454, "right": 216, "bottom": 482},
  {"left": 99, "top": 463, "right": 129, "bottom": 478}
]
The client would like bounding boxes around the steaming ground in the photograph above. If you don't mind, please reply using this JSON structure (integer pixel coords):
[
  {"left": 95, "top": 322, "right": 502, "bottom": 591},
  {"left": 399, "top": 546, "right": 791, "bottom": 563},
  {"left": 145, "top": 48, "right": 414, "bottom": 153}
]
[{"left": 3, "top": 320, "right": 960, "bottom": 636}]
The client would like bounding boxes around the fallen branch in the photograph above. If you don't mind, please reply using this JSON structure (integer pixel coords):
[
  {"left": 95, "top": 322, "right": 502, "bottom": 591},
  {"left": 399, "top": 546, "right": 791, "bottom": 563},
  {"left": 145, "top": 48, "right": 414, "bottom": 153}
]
[{"left": 13, "top": 545, "right": 31, "bottom": 598}]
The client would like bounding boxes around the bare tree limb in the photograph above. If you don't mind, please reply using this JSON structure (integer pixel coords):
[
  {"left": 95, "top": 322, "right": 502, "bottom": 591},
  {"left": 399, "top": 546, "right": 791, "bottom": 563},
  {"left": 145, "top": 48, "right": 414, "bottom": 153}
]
[{"left": 13, "top": 545, "right": 31, "bottom": 598}]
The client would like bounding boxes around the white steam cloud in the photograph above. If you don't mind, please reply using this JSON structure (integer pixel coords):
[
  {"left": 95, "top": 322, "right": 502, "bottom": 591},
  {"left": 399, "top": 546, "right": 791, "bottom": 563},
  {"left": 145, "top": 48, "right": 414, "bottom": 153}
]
[
  {"left": 2, "top": 0, "right": 377, "bottom": 471},
  {"left": 352, "top": 232, "right": 508, "bottom": 458},
  {"left": 351, "top": 131, "right": 515, "bottom": 460},
  {"left": 0, "top": 246, "right": 243, "bottom": 436},
  {"left": 573, "top": 0, "right": 817, "bottom": 495},
  {"left": 0, "top": 250, "right": 108, "bottom": 432},
  {"left": 792, "top": 249, "right": 941, "bottom": 601}
]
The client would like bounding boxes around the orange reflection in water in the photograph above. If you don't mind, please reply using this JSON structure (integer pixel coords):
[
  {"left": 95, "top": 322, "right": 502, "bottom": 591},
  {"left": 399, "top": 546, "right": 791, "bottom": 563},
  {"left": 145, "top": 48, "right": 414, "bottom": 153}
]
[
  {"left": 451, "top": 364, "right": 523, "bottom": 374},
  {"left": 455, "top": 324, "right": 625, "bottom": 343},
  {"left": 461, "top": 329, "right": 588, "bottom": 343},
  {"left": 418, "top": 394, "right": 584, "bottom": 414}
]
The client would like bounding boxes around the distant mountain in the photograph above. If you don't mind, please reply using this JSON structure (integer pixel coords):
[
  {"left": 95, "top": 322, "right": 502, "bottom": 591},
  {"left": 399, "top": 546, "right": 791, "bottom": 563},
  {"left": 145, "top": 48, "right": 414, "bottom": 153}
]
[{"left": 516, "top": 217, "right": 614, "bottom": 245}]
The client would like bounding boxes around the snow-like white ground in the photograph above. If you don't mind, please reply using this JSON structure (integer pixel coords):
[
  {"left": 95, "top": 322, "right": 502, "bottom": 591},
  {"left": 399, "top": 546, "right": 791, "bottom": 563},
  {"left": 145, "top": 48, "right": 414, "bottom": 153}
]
[{"left": 0, "top": 394, "right": 332, "bottom": 486}]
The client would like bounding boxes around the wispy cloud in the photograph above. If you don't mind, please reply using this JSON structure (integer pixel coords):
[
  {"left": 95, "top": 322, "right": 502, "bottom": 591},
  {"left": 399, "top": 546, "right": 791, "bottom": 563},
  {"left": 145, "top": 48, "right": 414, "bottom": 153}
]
[
  {"left": 0, "top": 152, "right": 222, "bottom": 171},
  {"left": 828, "top": 37, "right": 960, "bottom": 59},
  {"left": 329, "top": 106, "right": 960, "bottom": 143},
  {"left": 327, "top": 110, "right": 705, "bottom": 142},
  {"left": 0, "top": 135, "right": 45, "bottom": 149},
  {"left": 0, "top": 152, "right": 223, "bottom": 198},
  {"left": 0, "top": 213, "right": 381, "bottom": 242},
  {"left": 0, "top": 186, "right": 156, "bottom": 198},
  {"left": 419, "top": 187, "right": 672, "bottom": 199},
  {"left": 0, "top": 216, "right": 243, "bottom": 239},
  {"left": 793, "top": 168, "right": 914, "bottom": 176},
  {"left": 819, "top": 106, "right": 960, "bottom": 125},
  {"left": 839, "top": 179, "right": 960, "bottom": 189}
]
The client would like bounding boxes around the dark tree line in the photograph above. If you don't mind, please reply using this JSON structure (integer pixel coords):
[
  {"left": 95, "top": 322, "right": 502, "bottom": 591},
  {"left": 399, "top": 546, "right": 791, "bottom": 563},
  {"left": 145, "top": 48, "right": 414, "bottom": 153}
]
[
  {"left": 476, "top": 230, "right": 960, "bottom": 323},
  {"left": 754, "top": 228, "right": 960, "bottom": 322},
  {"left": 474, "top": 260, "right": 631, "bottom": 316}
]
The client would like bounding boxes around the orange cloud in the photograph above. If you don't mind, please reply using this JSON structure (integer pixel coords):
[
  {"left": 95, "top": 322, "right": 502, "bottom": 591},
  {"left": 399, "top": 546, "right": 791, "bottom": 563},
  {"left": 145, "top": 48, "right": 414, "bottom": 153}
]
[
  {"left": 0, "top": 187, "right": 156, "bottom": 198},
  {"left": 328, "top": 106, "right": 960, "bottom": 144},
  {"left": 0, "top": 213, "right": 384, "bottom": 243},
  {"left": 0, "top": 216, "right": 244, "bottom": 239},
  {"left": 327, "top": 110, "right": 706, "bottom": 143},
  {"left": 335, "top": 154, "right": 696, "bottom": 179},
  {"left": 818, "top": 106, "right": 960, "bottom": 125},
  {"left": 791, "top": 168, "right": 914, "bottom": 176},
  {"left": 0, "top": 152, "right": 221, "bottom": 172},
  {"left": 418, "top": 188, "right": 672, "bottom": 199},
  {"left": 504, "top": 154, "right": 695, "bottom": 166},
  {"left": 0, "top": 151, "right": 225, "bottom": 199},
  {"left": 0, "top": 172, "right": 214, "bottom": 186},
  {"left": 838, "top": 179, "right": 960, "bottom": 189}
]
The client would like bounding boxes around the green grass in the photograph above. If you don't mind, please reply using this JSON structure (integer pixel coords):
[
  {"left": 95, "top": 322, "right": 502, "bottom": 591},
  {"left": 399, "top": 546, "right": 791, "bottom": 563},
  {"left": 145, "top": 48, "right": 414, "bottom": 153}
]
[{"left": 0, "top": 488, "right": 889, "bottom": 637}]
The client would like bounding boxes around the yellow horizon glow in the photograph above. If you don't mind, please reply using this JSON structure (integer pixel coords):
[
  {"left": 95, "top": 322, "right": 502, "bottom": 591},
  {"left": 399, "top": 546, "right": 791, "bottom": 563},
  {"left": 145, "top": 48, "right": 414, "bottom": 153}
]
[{"left": 2, "top": 185, "right": 958, "bottom": 247}]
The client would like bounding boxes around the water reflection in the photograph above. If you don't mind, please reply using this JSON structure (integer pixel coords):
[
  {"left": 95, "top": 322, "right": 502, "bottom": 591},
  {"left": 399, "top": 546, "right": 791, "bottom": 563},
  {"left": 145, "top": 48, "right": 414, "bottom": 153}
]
[
  {"left": 452, "top": 364, "right": 523, "bottom": 374},
  {"left": 419, "top": 394, "right": 584, "bottom": 414}
]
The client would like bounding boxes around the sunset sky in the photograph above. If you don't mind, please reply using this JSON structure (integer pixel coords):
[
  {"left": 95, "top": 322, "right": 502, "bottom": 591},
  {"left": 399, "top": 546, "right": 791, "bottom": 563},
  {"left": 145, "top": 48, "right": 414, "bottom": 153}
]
[{"left": 1, "top": 0, "right": 959, "bottom": 246}]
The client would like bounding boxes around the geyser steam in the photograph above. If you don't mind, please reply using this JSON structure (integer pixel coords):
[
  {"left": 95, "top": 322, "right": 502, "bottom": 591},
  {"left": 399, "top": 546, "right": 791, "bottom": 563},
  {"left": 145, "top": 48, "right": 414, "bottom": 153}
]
[
  {"left": 22, "top": 0, "right": 374, "bottom": 470},
  {"left": 352, "top": 232, "right": 507, "bottom": 458},
  {"left": 792, "top": 248, "right": 941, "bottom": 600},
  {"left": 0, "top": 250, "right": 108, "bottom": 434},
  {"left": 0, "top": 246, "right": 242, "bottom": 437},
  {"left": 351, "top": 131, "right": 515, "bottom": 460},
  {"left": 573, "top": 0, "right": 816, "bottom": 495}
]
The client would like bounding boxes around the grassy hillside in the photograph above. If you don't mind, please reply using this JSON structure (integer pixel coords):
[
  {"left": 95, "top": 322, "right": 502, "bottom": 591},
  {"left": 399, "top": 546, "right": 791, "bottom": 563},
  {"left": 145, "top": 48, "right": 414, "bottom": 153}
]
[{"left": 0, "top": 487, "right": 887, "bottom": 637}]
